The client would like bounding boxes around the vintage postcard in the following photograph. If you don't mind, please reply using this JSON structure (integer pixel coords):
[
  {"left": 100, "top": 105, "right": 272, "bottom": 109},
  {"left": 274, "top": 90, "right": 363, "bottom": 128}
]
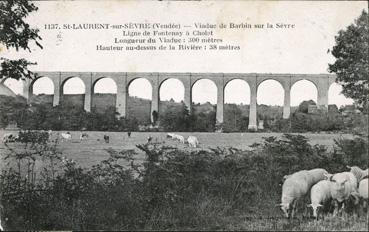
[{"left": 0, "top": 0, "right": 368, "bottom": 231}]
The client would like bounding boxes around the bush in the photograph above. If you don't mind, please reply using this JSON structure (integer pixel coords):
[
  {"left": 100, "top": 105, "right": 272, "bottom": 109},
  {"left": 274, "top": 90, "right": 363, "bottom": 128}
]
[{"left": 1, "top": 133, "right": 368, "bottom": 230}]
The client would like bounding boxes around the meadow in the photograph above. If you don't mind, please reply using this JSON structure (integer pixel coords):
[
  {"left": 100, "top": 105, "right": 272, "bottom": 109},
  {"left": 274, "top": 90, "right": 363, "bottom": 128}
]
[
  {"left": 0, "top": 130, "right": 354, "bottom": 168},
  {"left": 0, "top": 130, "right": 367, "bottom": 231}
]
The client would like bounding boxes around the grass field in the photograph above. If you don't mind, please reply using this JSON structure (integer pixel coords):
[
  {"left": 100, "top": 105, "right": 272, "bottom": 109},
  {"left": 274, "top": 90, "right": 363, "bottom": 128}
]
[
  {"left": 0, "top": 130, "right": 367, "bottom": 231},
  {"left": 0, "top": 130, "right": 354, "bottom": 168}
]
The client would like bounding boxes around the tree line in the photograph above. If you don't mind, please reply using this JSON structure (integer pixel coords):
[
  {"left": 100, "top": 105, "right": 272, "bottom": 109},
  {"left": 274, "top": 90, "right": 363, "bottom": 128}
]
[{"left": 0, "top": 95, "right": 367, "bottom": 134}]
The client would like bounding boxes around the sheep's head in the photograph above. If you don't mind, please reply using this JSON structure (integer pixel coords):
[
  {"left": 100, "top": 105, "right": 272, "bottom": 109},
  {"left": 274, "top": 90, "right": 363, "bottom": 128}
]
[
  {"left": 307, "top": 203, "right": 323, "bottom": 218},
  {"left": 278, "top": 203, "right": 291, "bottom": 218},
  {"left": 330, "top": 174, "right": 348, "bottom": 190}
]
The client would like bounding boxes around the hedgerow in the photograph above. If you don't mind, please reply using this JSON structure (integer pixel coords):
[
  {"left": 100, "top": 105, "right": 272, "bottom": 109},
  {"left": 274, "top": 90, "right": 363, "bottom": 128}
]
[{"left": 0, "top": 132, "right": 367, "bottom": 230}]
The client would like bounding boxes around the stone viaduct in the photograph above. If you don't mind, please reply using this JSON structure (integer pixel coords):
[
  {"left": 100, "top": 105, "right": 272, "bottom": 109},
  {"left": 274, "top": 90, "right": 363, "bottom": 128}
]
[{"left": 1, "top": 72, "right": 336, "bottom": 131}]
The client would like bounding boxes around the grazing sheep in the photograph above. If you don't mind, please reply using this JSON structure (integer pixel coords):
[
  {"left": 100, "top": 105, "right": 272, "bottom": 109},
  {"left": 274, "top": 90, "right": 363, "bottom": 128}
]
[
  {"left": 358, "top": 179, "right": 368, "bottom": 199},
  {"left": 60, "top": 132, "right": 72, "bottom": 141},
  {"left": 358, "top": 178, "right": 368, "bottom": 213},
  {"left": 328, "top": 172, "right": 359, "bottom": 216},
  {"left": 187, "top": 136, "right": 199, "bottom": 148},
  {"left": 347, "top": 166, "right": 368, "bottom": 183},
  {"left": 279, "top": 168, "right": 328, "bottom": 219},
  {"left": 166, "top": 133, "right": 174, "bottom": 139},
  {"left": 308, "top": 180, "right": 333, "bottom": 219},
  {"left": 173, "top": 134, "right": 185, "bottom": 144}
]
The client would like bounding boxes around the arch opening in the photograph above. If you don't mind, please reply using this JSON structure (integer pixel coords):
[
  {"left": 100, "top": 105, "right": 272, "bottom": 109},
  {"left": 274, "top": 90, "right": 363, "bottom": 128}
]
[
  {"left": 257, "top": 79, "right": 284, "bottom": 122},
  {"left": 61, "top": 77, "right": 86, "bottom": 108},
  {"left": 192, "top": 79, "right": 217, "bottom": 105},
  {"left": 128, "top": 78, "right": 152, "bottom": 125},
  {"left": 32, "top": 77, "right": 54, "bottom": 95},
  {"left": 224, "top": 79, "right": 250, "bottom": 132},
  {"left": 290, "top": 80, "right": 318, "bottom": 107},
  {"left": 257, "top": 80, "right": 284, "bottom": 106},
  {"left": 31, "top": 76, "right": 55, "bottom": 104},
  {"left": 159, "top": 78, "right": 185, "bottom": 115},
  {"left": 92, "top": 77, "right": 117, "bottom": 112}
]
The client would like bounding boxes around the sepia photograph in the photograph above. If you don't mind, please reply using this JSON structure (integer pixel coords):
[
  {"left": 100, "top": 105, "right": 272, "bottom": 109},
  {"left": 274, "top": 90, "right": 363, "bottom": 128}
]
[{"left": 0, "top": 0, "right": 368, "bottom": 231}]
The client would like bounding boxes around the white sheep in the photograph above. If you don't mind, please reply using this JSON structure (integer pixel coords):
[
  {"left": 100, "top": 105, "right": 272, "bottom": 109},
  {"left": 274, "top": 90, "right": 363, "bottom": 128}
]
[
  {"left": 307, "top": 180, "right": 333, "bottom": 219},
  {"left": 187, "top": 136, "right": 199, "bottom": 148},
  {"left": 358, "top": 178, "right": 368, "bottom": 213},
  {"left": 279, "top": 168, "right": 328, "bottom": 218},
  {"left": 176, "top": 135, "right": 185, "bottom": 144},
  {"left": 358, "top": 179, "right": 368, "bottom": 199},
  {"left": 328, "top": 172, "right": 360, "bottom": 216},
  {"left": 346, "top": 165, "right": 368, "bottom": 183}
]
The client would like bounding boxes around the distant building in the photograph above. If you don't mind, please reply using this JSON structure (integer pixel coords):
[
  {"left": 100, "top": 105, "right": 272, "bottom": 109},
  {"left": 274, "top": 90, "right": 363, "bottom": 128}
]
[
  {"left": 341, "top": 105, "right": 361, "bottom": 116},
  {"left": 308, "top": 105, "right": 319, "bottom": 114}
]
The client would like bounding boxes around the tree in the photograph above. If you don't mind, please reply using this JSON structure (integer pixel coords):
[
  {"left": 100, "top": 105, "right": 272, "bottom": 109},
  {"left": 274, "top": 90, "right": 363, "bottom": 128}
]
[
  {"left": 328, "top": 10, "right": 368, "bottom": 111},
  {"left": 298, "top": 100, "right": 316, "bottom": 113},
  {"left": 0, "top": 0, "right": 42, "bottom": 80},
  {"left": 159, "top": 103, "right": 192, "bottom": 131}
]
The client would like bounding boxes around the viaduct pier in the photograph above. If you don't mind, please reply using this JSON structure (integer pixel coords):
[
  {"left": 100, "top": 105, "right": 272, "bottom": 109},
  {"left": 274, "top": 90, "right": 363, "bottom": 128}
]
[{"left": 1, "top": 72, "right": 336, "bottom": 131}]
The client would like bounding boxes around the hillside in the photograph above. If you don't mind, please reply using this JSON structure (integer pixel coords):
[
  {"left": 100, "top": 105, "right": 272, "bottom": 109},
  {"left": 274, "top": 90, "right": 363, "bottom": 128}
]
[
  {"left": 28, "top": 94, "right": 288, "bottom": 125},
  {"left": 0, "top": 83, "right": 17, "bottom": 97}
]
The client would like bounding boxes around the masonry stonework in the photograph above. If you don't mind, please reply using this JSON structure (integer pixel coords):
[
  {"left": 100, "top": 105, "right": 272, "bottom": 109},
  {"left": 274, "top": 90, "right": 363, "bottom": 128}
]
[{"left": 16, "top": 72, "right": 336, "bottom": 131}]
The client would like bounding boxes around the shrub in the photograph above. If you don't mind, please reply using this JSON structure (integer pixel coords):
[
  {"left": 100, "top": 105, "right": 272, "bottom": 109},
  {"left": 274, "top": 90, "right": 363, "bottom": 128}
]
[{"left": 1, "top": 133, "right": 367, "bottom": 230}]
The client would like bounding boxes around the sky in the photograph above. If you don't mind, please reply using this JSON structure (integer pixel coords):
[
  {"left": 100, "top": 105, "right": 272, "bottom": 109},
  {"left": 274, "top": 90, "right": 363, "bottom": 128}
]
[{"left": 2, "top": 0, "right": 367, "bottom": 106}]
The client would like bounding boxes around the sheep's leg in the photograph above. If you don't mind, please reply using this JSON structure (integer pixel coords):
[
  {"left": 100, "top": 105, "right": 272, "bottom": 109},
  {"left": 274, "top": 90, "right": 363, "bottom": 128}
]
[
  {"left": 339, "top": 202, "right": 345, "bottom": 216},
  {"left": 333, "top": 200, "right": 339, "bottom": 216},
  {"left": 350, "top": 191, "right": 360, "bottom": 205},
  {"left": 291, "top": 200, "right": 297, "bottom": 219}
]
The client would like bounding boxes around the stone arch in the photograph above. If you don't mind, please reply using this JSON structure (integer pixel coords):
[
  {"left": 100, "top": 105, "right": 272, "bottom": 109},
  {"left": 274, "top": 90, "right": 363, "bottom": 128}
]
[
  {"left": 92, "top": 77, "right": 117, "bottom": 112},
  {"left": 191, "top": 78, "right": 217, "bottom": 104},
  {"left": 328, "top": 82, "right": 354, "bottom": 107},
  {"left": 61, "top": 76, "right": 86, "bottom": 108},
  {"left": 127, "top": 77, "right": 153, "bottom": 125},
  {"left": 223, "top": 79, "right": 251, "bottom": 132},
  {"left": 61, "top": 76, "right": 86, "bottom": 95},
  {"left": 29, "top": 76, "right": 55, "bottom": 104},
  {"left": 159, "top": 78, "right": 185, "bottom": 103},
  {"left": 127, "top": 77, "right": 152, "bottom": 100},
  {"left": 224, "top": 79, "right": 250, "bottom": 104},
  {"left": 290, "top": 79, "right": 318, "bottom": 106},
  {"left": 257, "top": 79, "right": 285, "bottom": 106},
  {"left": 30, "top": 76, "right": 54, "bottom": 95},
  {"left": 158, "top": 78, "right": 186, "bottom": 117},
  {"left": 93, "top": 77, "right": 117, "bottom": 94}
]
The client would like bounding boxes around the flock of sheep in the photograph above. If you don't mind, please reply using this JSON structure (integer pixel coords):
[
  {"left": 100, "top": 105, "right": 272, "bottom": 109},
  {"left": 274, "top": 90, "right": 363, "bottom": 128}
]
[
  {"left": 3, "top": 130, "right": 368, "bottom": 226},
  {"left": 166, "top": 133, "right": 199, "bottom": 148},
  {"left": 279, "top": 166, "right": 368, "bottom": 219}
]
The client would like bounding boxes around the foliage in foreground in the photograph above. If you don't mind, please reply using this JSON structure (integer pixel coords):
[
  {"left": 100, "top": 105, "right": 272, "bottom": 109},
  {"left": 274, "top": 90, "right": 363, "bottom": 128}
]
[
  {"left": 329, "top": 10, "right": 369, "bottom": 111},
  {"left": 0, "top": 0, "right": 42, "bottom": 81},
  {"left": 0, "top": 132, "right": 368, "bottom": 230}
]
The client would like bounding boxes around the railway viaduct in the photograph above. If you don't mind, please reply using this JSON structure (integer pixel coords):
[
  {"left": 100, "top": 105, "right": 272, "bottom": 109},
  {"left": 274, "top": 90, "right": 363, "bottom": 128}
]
[{"left": 2, "top": 72, "right": 336, "bottom": 131}]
